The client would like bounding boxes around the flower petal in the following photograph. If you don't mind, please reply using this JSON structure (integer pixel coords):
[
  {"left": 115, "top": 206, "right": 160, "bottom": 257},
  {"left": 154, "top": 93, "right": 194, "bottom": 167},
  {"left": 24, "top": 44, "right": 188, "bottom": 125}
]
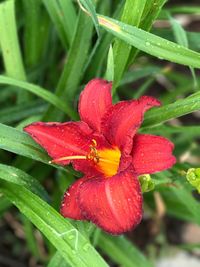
[
  {"left": 79, "top": 79, "right": 112, "bottom": 132},
  {"left": 61, "top": 177, "right": 89, "bottom": 220},
  {"left": 132, "top": 134, "right": 176, "bottom": 175},
  {"left": 78, "top": 170, "right": 143, "bottom": 234},
  {"left": 24, "top": 121, "right": 93, "bottom": 165},
  {"left": 101, "top": 96, "right": 160, "bottom": 154}
]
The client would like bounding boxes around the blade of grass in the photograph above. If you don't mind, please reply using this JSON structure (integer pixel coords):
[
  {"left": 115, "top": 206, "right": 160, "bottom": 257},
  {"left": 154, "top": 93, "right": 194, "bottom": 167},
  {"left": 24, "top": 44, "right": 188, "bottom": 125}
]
[
  {"left": 0, "top": 123, "right": 49, "bottom": 163},
  {"left": 112, "top": 0, "right": 147, "bottom": 91},
  {"left": 0, "top": 123, "right": 78, "bottom": 177},
  {"left": 22, "top": 0, "right": 44, "bottom": 67},
  {"left": 98, "top": 15, "right": 200, "bottom": 69},
  {"left": 142, "top": 91, "right": 200, "bottom": 128},
  {"left": 48, "top": 251, "right": 70, "bottom": 267},
  {"left": 0, "top": 181, "right": 109, "bottom": 267},
  {"left": 0, "top": 75, "right": 77, "bottom": 119},
  {"left": 105, "top": 45, "right": 114, "bottom": 81},
  {"left": 0, "top": 163, "right": 48, "bottom": 200},
  {"left": 98, "top": 233, "right": 153, "bottom": 267},
  {"left": 42, "top": 0, "right": 77, "bottom": 48},
  {"left": 169, "top": 14, "right": 198, "bottom": 89},
  {"left": 79, "top": 0, "right": 99, "bottom": 35},
  {"left": 0, "top": 100, "right": 46, "bottom": 124},
  {"left": 0, "top": 0, "right": 28, "bottom": 102},
  {"left": 43, "top": 10, "right": 93, "bottom": 120}
]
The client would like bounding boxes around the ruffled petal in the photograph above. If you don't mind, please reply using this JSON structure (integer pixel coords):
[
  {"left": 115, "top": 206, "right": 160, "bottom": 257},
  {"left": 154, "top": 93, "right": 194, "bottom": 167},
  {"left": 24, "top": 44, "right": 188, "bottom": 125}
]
[
  {"left": 101, "top": 96, "right": 160, "bottom": 154},
  {"left": 79, "top": 79, "right": 112, "bottom": 132},
  {"left": 78, "top": 170, "right": 143, "bottom": 234},
  {"left": 132, "top": 134, "right": 176, "bottom": 175},
  {"left": 24, "top": 121, "right": 93, "bottom": 165},
  {"left": 60, "top": 177, "right": 89, "bottom": 220}
]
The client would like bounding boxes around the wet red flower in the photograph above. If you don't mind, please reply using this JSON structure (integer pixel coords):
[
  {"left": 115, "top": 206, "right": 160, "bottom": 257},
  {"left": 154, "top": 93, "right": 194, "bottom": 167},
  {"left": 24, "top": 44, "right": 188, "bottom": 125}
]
[{"left": 24, "top": 79, "right": 176, "bottom": 234}]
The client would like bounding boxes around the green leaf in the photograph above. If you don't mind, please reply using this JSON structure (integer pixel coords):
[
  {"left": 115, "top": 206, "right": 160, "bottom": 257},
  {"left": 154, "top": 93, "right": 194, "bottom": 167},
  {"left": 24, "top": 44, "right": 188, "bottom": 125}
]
[
  {"left": 42, "top": 0, "right": 77, "bottom": 47},
  {"left": 0, "top": 0, "right": 28, "bottom": 103},
  {"left": 98, "top": 233, "right": 153, "bottom": 267},
  {"left": 159, "top": 185, "right": 200, "bottom": 225},
  {"left": 0, "top": 75, "right": 76, "bottom": 118},
  {"left": 0, "top": 181, "right": 109, "bottom": 267},
  {"left": 105, "top": 45, "right": 114, "bottom": 81},
  {"left": 0, "top": 163, "right": 48, "bottom": 200},
  {"left": 0, "top": 100, "right": 46, "bottom": 124},
  {"left": 22, "top": 0, "right": 50, "bottom": 67},
  {"left": 169, "top": 14, "right": 198, "bottom": 89},
  {"left": 112, "top": 0, "right": 147, "bottom": 91},
  {"left": 0, "top": 0, "right": 26, "bottom": 80},
  {"left": 120, "top": 66, "right": 161, "bottom": 86},
  {"left": 98, "top": 15, "right": 200, "bottom": 68},
  {"left": 166, "top": 6, "right": 200, "bottom": 15},
  {"left": 142, "top": 91, "right": 200, "bottom": 128},
  {"left": 48, "top": 251, "right": 70, "bottom": 267},
  {"left": 44, "top": 10, "right": 93, "bottom": 120},
  {"left": 0, "top": 123, "right": 49, "bottom": 163},
  {"left": 79, "top": 0, "right": 99, "bottom": 35}
]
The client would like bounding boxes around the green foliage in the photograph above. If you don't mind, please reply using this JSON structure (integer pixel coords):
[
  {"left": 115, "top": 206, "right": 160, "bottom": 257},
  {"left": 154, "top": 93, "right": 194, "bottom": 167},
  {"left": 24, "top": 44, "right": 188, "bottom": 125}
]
[{"left": 0, "top": 0, "right": 200, "bottom": 266}]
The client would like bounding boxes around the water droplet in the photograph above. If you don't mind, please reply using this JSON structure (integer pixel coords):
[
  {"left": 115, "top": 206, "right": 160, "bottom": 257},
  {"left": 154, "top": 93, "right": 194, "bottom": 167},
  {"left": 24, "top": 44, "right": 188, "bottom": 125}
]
[
  {"left": 68, "top": 235, "right": 75, "bottom": 240},
  {"left": 83, "top": 243, "right": 90, "bottom": 252},
  {"left": 146, "top": 41, "right": 151, "bottom": 46}
]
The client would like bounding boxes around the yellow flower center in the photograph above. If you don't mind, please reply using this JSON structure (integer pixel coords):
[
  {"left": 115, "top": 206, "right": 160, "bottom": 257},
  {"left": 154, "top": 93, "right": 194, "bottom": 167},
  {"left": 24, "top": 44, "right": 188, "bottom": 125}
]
[
  {"left": 86, "top": 139, "right": 121, "bottom": 177},
  {"left": 50, "top": 139, "right": 121, "bottom": 178}
]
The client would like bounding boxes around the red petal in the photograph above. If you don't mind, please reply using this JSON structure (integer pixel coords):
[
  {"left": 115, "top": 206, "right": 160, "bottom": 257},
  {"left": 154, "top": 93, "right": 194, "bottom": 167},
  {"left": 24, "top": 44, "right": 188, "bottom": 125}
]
[
  {"left": 101, "top": 96, "right": 160, "bottom": 154},
  {"left": 132, "top": 134, "right": 176, "bottom": 175},
  {"left": 61, "top": 177, "right": 89, "bottom": 220},
  {"left": 79, "top": 79, "right": 112, "bottom": 132},
  {"left": 78, "top": 170, "right": 143, "bottom": 234},
  {"left": 24, "top": 121, "right": 93, "bottom": 165}
]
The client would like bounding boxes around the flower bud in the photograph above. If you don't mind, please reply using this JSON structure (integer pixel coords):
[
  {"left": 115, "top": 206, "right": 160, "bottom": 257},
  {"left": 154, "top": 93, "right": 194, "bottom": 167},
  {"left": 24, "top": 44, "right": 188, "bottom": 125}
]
[
  {"left": 139, "top": 174, "right": 155, "bottom": 193},
  {"left": 186, "top": 168, "right": 200, "bottom": 193}
]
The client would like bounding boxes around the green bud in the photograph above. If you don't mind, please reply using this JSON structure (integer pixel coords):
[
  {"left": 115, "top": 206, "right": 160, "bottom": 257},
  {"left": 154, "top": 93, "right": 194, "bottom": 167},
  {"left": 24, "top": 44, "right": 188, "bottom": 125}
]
[
  {"left": 139, "top": 174, "right": 155, "bottom": 193},
  {"left": 186, "top": 168, "right": 200, "bottom": 193}
]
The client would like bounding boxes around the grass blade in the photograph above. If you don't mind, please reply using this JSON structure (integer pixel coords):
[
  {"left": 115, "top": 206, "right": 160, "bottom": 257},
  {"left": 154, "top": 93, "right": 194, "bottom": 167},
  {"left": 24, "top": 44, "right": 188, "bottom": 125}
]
[
  {"left": 98, "top": 15, "right": 200, "bottom": 68},
  {"left": 0, "top": 181, "right": 109, "bottom": 267},
  {"left": 142, "top": 91, "right": 200, "bottom": 128},
  {"left": 42, "top": 0, "right": 77, "bottom": 48},
  {"left": 0, "top": 163, "right": 48, "bottom": 200},
  {"left": 98, "top": 233, "right": 153, "bottom": 267},
  {"left": 0, "top": 75, "right": 77, "bottom": 118}
]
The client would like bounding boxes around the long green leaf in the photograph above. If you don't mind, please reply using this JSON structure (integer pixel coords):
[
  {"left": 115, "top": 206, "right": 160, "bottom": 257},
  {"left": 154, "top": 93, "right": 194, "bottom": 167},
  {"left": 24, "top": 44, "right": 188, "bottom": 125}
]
[
  {"left": 0, "top": 123, "right": 49, "bottom": 163},
  {"left": 0, "top": 100, "right": 46, "bottom": 124},
  {"left": 0, "top": 0, "right": 28, "bottom": 103},
  {"left": 159, "top": 185, "right": 200, "bottom": 225},
  {"left": 79, "top": 0, "right": 99, "bottom": 35},
  {"left": 0, "top": 0, "right": 26, "bottom": 80},
  {"left": 98, "top": 15, "right": 200, "bottom": 68},
  {"left": 48, "top": 251, "right": 70, "bottom": 267},
  {"left": 0, "top": 75, "right": 76, "bottom": 118},
  {"left": 142, "top": 91, "right": 200, "bottom": 128},
  {"left": 0, "top": 181, "right": 108, "bottom": 267},
  {"left": 42, "top": 0, "right": 77, "bottom": 47},
  {"left": 112, "top": 0, "right": 146, "bottom": 90},
  {"left": 0, "top": 163, "right": 48, "bottom": 200},
  {"left": 22, "top": 0, "right": 49, "bottom": 67},
  {"left": 43, "top": 10, "right": 93, "bottom": 120},
  {"left": 98, "top": 233, "right": 153, "bottom": 267}
]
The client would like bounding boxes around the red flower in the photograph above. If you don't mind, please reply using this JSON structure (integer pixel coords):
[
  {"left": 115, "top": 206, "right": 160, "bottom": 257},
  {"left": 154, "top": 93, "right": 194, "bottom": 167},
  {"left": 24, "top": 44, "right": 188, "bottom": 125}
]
[{"left": 24, "top": 79, "right": 176, "bottom": 234}]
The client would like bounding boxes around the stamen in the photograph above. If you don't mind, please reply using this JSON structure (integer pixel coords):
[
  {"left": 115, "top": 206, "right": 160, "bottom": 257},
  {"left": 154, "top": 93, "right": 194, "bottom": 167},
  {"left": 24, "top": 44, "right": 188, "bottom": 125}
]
[
  {"left": 91, "top": 139, "right": 97, "bottom": 147},
  {"left": 49, "top": 155, "right": 87, "bottom": 164}
]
